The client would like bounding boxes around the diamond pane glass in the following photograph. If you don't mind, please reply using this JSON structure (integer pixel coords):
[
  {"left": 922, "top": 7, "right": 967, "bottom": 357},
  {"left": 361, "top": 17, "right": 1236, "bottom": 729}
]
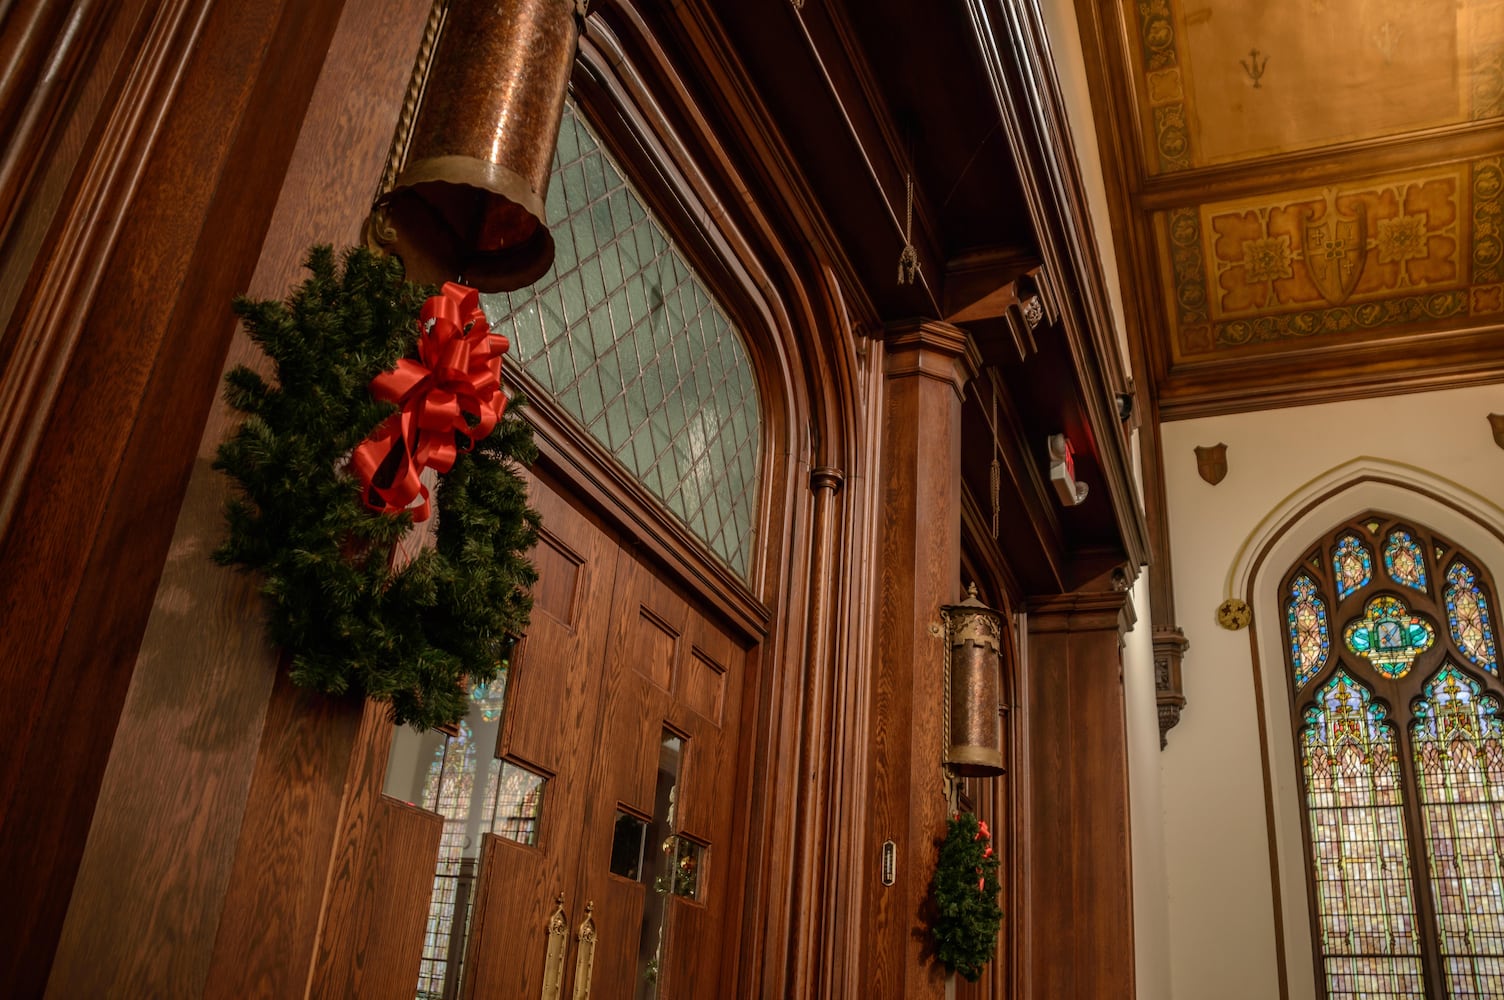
[
  {"left": 482, "top": 103, "right": 762, "bottom": 578},
  {"left": 1385, "top": 530, "right": 1428, "bottom": 593},
  {"left": 1300, "top": 670, "right": 1425, "bottom": 998},
  {"left": 1344, "top": 595, "right": 1436, "bottom": 680},
  {"left": 1334, "top": 534, "right": 1375, "bottom": 601},
  {"left": 1411, "top": 664, "right": 1504, "bottom": 996},
  {"left": 1448, "top": 561, "right": 1500, "bottom": 677},
  {"left": 1289, "top": 574, "right": 1331, "bottom": 689}
]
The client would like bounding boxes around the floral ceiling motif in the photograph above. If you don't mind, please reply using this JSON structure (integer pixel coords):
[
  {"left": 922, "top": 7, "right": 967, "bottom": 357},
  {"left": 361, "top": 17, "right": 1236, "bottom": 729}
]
[{"left": 1119, "top": 0, "right": 1504, "bottom": 370}]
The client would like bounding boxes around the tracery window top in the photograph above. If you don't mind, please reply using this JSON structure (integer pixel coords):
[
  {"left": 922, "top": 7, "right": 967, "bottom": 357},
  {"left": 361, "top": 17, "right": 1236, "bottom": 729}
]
[
  {"left": 1342, "top": 595, "right": 1435, "bottom": 679},
  {"left": 1282, "top": 513, "right": 1504, "bottom": 998},
  {"left": 481, "top": 102, "right": 763, "bottom": 578}
]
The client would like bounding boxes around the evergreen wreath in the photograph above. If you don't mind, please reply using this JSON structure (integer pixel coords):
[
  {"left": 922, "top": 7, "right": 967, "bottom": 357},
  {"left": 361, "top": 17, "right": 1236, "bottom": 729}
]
[
  {"left": 930, "top": 811, "right": 1003, "bottom": 982},
  {"left": 214, "top": 245, "right": 539, "bottom": 730}
]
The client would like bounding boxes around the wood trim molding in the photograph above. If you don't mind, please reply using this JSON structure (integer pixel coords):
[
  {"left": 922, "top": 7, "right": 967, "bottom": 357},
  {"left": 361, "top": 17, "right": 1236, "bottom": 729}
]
[
  {"left": 883, "top": 318, "right": 981, "bottom": 396},
  {"left": 961, "top": 0, "right": 1150, "bottom": 575}
]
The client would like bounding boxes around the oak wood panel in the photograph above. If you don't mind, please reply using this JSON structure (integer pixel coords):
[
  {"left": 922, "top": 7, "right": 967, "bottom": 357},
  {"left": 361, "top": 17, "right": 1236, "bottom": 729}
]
[
  {"left": 309, "top": 704, "right": 444, "bottom": 1000},
  {"left": 0, "top": 2, "right": 354, "bottom": 993},
  {"left": 462, "top": 472, "right": 619, "bottom": 1000},
  {"left": 32, "top": 2, "right": 434, "bottom": 996},
  {"left": 201, "top": 669, "right": 366, "bottom": 1000},
  {"left": 1025, "top": 591, "right": 1136, "bottom": 999}
]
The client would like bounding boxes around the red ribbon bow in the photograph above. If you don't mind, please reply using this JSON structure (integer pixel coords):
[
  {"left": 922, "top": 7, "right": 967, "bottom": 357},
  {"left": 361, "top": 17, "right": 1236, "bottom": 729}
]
[{"left": 351, "top": 282, "right": 510, "bottom": 521}]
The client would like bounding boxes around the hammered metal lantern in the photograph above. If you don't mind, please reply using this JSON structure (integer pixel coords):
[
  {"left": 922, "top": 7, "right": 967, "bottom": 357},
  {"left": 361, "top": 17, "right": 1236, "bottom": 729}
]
[
  {"left": 943, "top": 584, "right": 1004, "bottom": 777},
  {"left": 370, "top": 0, "right": 585, "bottom": 292}
]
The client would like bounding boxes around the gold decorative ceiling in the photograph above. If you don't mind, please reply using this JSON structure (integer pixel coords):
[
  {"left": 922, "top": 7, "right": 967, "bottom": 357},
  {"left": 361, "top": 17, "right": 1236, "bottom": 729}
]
[{"left": 1087, "top": 0, "right": 1504, "bottom": 417}]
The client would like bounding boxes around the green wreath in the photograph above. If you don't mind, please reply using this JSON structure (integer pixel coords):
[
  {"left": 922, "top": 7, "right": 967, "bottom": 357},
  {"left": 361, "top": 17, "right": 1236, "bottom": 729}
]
[
  {"left": 214, "top": 245, "right": 539, "bottom": 730},
  {"left": 931, "top": 811, "right": 1003, "bottom": 981}
]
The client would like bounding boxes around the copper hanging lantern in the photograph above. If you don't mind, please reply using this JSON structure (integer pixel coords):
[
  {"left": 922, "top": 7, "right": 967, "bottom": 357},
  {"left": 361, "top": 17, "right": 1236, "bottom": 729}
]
[
  {"left": 368, "top": 0, "right": 586, "bottom": 292},
  {"left": 943, "top": 584, "right": 1005, "bottom": 777}
]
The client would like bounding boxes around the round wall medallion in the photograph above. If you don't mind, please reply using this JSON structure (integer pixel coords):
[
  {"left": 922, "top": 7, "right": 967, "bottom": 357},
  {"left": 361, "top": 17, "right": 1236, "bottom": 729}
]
[{"left": 1217, "top": 598, "right": 1252, "bottom": 631}]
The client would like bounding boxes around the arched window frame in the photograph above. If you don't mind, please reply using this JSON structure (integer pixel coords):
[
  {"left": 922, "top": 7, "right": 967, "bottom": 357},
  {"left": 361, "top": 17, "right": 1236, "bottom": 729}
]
[{"left": 1282, "top": 511, "right": 1504, "bottom": 999}]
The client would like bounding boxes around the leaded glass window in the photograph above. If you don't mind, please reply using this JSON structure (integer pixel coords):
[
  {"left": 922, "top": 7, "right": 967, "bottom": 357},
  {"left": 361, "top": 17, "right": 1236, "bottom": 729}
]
[
  {"left": 1301, "top": 670, "right": 1424, "bottom": 997},
  {"left": 1386, "top": 530, "right": 1429, "bottom": 593},
  {"left": 481, "top": 102, "right": 763, "bottom": 578},
  {"left": 1289, "top": 574, "right": 1330, "bottom": 689},
  {"left": 1283, "top": 514, "right": 1504, "bottom": 998},
  {"left": 1335, "top": 534, "right": 1375, "bottom": 601},
  {"left": 1447, "top": 561, "right": 1499, "bottom": 677},
  {"left": 1411, "top": 664, "right": 1504, "bottom": 996}
]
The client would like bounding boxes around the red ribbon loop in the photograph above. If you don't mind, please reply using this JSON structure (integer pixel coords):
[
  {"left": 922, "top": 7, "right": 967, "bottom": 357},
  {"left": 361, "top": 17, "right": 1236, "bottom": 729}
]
[{"left": 352, "top": 282, "right": 511, "bottom": 521}]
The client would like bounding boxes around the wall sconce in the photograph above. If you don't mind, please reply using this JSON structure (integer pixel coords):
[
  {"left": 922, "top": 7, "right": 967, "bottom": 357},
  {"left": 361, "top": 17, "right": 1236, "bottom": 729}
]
[
  {"left": 942, "top": 584, "right": 1005, "bottom": 777},
  {"left": 367, "top": 0, "right": 586, "bottom": 292},
  {"left": 1047, "top": 433, "right": 1088, "bottom": 506}
]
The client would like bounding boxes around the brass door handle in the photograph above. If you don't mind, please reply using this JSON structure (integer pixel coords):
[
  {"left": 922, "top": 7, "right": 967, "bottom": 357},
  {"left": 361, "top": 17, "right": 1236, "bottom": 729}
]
[
  {"left": 542, "top": 893, "right": 568, "bottom": 1000},
  {"left": 571, "top": 902, "right": 596, "bottom": 1000}
]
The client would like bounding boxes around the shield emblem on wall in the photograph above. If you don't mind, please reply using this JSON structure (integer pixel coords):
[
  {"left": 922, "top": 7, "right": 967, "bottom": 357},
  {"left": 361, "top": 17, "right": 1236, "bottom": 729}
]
[
  {"left": 1195, "top": 443, "right": 1227, "bottom": 485},
  {"left": 1304, "top": 199, "right": 1367, "bottom": 305}
]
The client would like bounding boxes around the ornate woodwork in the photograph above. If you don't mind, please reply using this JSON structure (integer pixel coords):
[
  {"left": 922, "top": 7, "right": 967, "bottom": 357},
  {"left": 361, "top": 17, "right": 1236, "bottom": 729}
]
[{"left": 1, "top": 1, "right": 1154, "bottom": 997}]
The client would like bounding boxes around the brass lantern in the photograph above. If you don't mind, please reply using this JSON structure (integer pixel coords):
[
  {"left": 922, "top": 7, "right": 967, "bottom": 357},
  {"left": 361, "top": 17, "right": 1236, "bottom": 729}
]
[
  {"left": 369, "top": 0, "right": 585, "bottom": 292},
  {"left": 943, "top": 584, "right": 1005, "bottom": 777}
]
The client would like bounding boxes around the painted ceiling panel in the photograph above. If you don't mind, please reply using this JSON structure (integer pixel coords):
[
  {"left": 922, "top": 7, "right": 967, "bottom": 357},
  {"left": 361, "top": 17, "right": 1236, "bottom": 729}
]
[
  {"left": 1088, "top": 0, "right": 1504, "bottom": 416},
  {"left": 1158, "top": 157, "right": 1502, "bottom": 361},
  {"left": 1132, "top": 0, "right": 1503, "bottom": 173}
]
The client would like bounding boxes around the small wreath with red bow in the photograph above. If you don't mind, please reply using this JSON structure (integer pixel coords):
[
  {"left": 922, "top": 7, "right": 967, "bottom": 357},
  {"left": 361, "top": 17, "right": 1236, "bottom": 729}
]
[
  {"left": 930, "top": 811, "right": 1003, "bottom": 981},
  {"left": 214, "top": 246, "right": 538, "bottom": 730}
]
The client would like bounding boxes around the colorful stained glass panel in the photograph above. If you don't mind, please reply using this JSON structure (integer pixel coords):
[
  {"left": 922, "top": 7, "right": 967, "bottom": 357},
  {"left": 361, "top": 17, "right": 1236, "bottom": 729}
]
[
  {"left": 1447, "top": 561, "right": 1499, "bottom": 677},
  {"left": 1287, "top": 574, "right": 1330, "bottom": 689},
  {"left": 1301, "top": 671, "right": 1424, "bottom": 997},
  {"left": 1411, "top": 665, "right": 1504, "bottom": 997},
  {"left": 1333, "top": 534, "right": 1374, "bottom": 601},
  {"left": 1344, "top": 596, "right": 1436, "bottom": 679},
  {"left": 1384, "top": 530, "right": 1428, "bottom": 593}
]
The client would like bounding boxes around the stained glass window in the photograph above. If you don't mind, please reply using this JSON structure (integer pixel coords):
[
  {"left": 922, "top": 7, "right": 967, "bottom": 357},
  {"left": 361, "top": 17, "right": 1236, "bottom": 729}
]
[
  {"left": 1301, "top": 670, "right": 1425, "bottom": 997},
  {"left": 1385, "top": 531, "right": 1428, "bottom": 593},
  {"left": 482, "top": 103, "right": 763, "bottom": 578},
  {"left": 1344, "top": 596, "right": 1437, "bottom": 680},
  {"left": 1448, "top": 561, "right": 1499, "bottom": 677},
  {"left": 1334, "top": 534, "right": 1374, "bottom": 601},
  {"left": 1289, "top": 574, "right": 1331, "bottom": 689},
  {"left": 1290, "top": 517, "right": 1504, "bottom": 998},
  {"left": 1411, "top": 665, "right": 1504, "bottom": 996}
]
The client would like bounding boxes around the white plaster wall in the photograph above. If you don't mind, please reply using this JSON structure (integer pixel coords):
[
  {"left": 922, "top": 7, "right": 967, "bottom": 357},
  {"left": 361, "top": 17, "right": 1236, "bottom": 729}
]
[
  {"left": 1125, "top": 568, "right": 1174, "bottom": 1000},
  {"left": 1159, "top": 383, "right": 1504, "bottom": 1000}
]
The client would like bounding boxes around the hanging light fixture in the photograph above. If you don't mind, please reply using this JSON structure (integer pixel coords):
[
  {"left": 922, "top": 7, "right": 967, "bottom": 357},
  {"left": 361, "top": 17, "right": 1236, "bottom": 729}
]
[
  {"left": 942, "top": 584, "right": 1005, "bottom": 777},
  {"left": 369, "top": 0, "right": 586, "bottom": 292}
]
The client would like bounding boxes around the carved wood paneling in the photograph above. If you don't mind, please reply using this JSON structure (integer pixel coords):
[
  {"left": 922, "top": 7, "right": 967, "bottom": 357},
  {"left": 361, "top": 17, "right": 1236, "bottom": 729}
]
[
  {"left": 1024, "top": 589, "right": 1137, "bottom": 999},
  {"left": 0, "top": 2, "right": 357, "bottom": 993}
]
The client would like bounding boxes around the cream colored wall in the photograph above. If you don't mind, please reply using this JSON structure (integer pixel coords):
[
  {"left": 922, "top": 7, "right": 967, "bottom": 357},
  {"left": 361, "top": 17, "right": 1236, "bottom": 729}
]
[{"left": 1159, "top": 383, "right": 1504, "bottom": 1000}]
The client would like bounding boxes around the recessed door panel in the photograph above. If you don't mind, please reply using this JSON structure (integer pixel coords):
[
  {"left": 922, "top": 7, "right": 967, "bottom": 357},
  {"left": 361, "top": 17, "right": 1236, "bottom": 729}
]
[{"left": 460, "top": 470, "right": 754, "bottom": 999}]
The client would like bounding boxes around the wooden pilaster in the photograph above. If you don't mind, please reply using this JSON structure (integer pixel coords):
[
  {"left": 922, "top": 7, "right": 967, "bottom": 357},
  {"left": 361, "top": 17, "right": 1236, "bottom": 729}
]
[
  {"left": 861, "top": 320, "right": 979, "bottom": 999},
  {"left": 1022, "top": 586, "right": 1137, "bottom": 999}
]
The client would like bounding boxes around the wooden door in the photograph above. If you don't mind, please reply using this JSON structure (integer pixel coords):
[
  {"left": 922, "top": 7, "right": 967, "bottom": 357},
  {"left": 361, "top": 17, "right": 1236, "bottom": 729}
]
[{"left": 462, "top": 472, "right": 751, "bottom": 999}]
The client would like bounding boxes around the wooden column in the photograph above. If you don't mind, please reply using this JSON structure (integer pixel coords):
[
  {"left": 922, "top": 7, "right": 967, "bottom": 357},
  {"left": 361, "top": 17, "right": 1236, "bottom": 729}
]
[
  {"left": 1022, "top": 586, "right": 1137, "bottom": 999},
  {"left": 861, "top": 321, "right": 978, "bottom": 999}
]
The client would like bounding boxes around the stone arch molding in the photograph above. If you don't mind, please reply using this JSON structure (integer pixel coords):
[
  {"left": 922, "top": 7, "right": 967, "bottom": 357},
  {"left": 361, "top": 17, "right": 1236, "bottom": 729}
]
[{"left": 1228, "top": 456, "right": 1504, "bottom": 1000}]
